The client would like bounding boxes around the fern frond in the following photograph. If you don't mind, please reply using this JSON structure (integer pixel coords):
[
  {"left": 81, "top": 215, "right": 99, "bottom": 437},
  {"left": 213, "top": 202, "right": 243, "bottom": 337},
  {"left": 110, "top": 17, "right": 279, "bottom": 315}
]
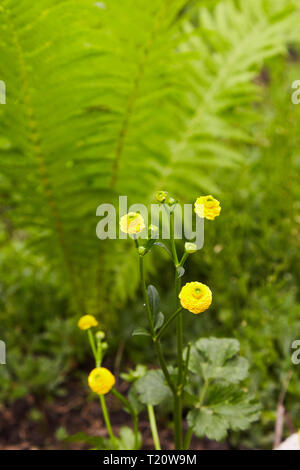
[{"left": 0, "top": 0, "right": 299, "bottom": 315}]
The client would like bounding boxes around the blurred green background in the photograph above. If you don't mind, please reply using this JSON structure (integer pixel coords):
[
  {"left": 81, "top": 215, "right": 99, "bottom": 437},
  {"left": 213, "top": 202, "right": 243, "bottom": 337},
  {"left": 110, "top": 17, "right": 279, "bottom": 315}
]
[{"left": 0, "top": 0, "right": 300, "bottom": 448}]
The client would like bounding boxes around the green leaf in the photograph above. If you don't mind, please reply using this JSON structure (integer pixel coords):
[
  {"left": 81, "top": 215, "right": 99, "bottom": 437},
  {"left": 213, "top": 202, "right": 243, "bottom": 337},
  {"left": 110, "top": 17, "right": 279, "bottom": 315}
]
[
  {"left": 64, "top": 431, "right": 107, "bottom": 449},
  {"left": 147, "top": 285, "right": 160, "bottom": 317},
  {"left": 132, "top": 327, "right": 151, "bottom": 338},
  {"left": 117, "top": 426, "right": 141, "bottom": 450},
  {"left": 153, "top": 242, "right": 172, "bottom": 258},
  {"left": 189, "top": 337, "right": 249, "bottom": 384},
  {"left": 121, "top": 365, "right": 147, "bottom": 383},
  {"left": 154, "top": 312, "right": 165, "bottom": 331},
  {"left": 145, "top": 238, "right": 156, "bottom": 252},
  {"left": 187, "top": 385, "right": 261, "bottom": 442},
  {"left": 135, "top": 370, "right": 172, "bottom": 406}
]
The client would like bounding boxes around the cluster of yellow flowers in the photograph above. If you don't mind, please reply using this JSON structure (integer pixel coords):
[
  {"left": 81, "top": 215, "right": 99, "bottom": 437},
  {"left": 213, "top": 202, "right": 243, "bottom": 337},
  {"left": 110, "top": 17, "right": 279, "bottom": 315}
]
[
  {"left": 78, "top": 195, "right": 221, "bottom": 398},
  {"left": 120, "top": 195, "right": 221, "bottom": 235},
  {"left": 120, "top": 194, "right": 220, "bottom": 315}
]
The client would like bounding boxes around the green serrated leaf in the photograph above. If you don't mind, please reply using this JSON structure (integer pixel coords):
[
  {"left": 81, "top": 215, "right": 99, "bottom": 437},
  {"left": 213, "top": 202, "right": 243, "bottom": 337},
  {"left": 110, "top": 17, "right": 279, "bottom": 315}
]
[
  {"left": 196, "top": 337, "right": 240, "bottom": 365},
  {"left": 189, "top": 337, "right": 249, "bottom": 384},
  {"left": 135, "top": 370, "right": 172, "bottom": 406},
  {"left": 154, "top": 312, "right": 165, "bottom": 331},
  {"left": 132, "top": 327, "right": 151, "bottom": 337},
  {"left": 187, "top": 385, "right": 261, "bottom": 442}
]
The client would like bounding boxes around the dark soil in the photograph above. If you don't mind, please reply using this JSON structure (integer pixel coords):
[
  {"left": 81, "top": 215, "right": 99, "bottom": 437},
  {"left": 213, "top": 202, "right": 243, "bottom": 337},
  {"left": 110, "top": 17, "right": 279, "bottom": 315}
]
[{"left": 0, "top": 378, "right": 229, "bottom": 451}]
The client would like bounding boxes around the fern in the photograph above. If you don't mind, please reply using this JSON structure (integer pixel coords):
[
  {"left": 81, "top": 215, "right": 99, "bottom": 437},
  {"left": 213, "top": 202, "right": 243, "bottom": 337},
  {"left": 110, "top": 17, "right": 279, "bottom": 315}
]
[{"left": 0, "top": 0, "right": 299, "bottom": 315}]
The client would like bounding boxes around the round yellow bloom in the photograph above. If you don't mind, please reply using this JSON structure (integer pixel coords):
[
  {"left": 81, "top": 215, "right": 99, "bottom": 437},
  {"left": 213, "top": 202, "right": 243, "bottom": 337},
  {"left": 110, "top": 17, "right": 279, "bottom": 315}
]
[
  {"left": 78, "top": 315, "right": 98, "bottom": 330},
  {"left": 194, "top": 195, "right": 221, "bottom": 221},
  {"left": 88, "top": 367, "right": 115, "bottom": 395},
  {"left": 120, "top": 212, "right": 145, "bottom": 235},
  {"left": 179, "top": 282, "right": 212, "bottom": 314}
]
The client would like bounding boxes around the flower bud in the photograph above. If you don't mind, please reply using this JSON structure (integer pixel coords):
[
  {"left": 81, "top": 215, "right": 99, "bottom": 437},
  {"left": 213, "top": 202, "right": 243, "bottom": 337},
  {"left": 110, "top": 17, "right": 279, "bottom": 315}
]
[
  {"left": 149, "top": 225, "right": 159, "bottom": 237},
  {"left": 155, "top": 191, "right": 167, "bottom": 203},
  {"left": 138, "top": 246, "right": 147, "bottom": 256},
  {"left": 185, "top": 242, "right": 198, "bottom": 254},
  {"left": 96, "top": 331, "right": 105, "bottom": 340},
  {"left": 166, "top": 196, "right": 177, "bottom": 207}
]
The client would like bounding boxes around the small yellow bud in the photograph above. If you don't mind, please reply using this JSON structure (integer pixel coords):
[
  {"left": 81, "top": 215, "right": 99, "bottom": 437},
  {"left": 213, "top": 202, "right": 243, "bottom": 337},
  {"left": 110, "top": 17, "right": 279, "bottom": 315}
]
[
  {"left": 138, "top": 246, "right": 147, "bottom": 256},
  {"left": 149, "top": 224, "right": 158, "bottom": 234},
  {"left": 185, "top": 242, "right": 198, "bottom": 254},
  {"left": 155, "top": 191, "right": 167, "bottom": 203},
  {"left": 166, "top": 196, "right": 177, "bottom": 207},
  {"left": 96, "top": 331, "right": 105, "bottom": 340}
]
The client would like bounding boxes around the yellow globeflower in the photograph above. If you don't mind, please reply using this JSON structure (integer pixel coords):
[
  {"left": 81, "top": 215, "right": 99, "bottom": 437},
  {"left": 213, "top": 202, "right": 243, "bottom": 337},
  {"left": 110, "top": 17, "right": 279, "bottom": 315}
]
[
  {"left": 88, "top": 367, "right": 115, "bottom": 395},
  {"left": 179, "top": 282, "right": 212, "bottom": 314},
  {"left": 78, "top": 315, "right": 98, "bottom": 330},
  {"left": 120, "top": 212, "right": 145, "bottom": 235},
  {"left": 194, "top": 195, "right": 221, "bottom": 221}
]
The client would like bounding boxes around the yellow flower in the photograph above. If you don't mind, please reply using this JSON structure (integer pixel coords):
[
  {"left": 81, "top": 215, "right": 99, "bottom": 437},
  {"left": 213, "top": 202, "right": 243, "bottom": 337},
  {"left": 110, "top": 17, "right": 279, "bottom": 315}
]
[
  {"left": 179, "top": 282, "right": 212, "bottom": 314},
  {"left": 120, "top": 212, "right": 145, "bottom": 234},
  {"left": 194, "top": 195, "right": 221, "bottom": 221},
  {"left": 88, "top": 367, "right": 115, "bottom": 395},
  {"left": 78, "top": 315, "right": 98, "bottom": 330}
]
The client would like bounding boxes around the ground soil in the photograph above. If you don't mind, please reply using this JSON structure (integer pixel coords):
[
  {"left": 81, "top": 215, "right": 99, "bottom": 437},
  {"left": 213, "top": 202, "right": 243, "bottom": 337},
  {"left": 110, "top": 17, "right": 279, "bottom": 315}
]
[{"left": 0, "top": 378, "right": 229, "bottom": 451}]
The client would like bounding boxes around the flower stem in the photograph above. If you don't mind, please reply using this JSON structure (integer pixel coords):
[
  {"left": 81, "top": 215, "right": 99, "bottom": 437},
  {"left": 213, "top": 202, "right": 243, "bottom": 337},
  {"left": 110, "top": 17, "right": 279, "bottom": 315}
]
[
  {"left": 183, "top": 379, "right": 209, "bottom": 450},
  {"left": 99, "top": 395, "right": 117, "bottom": 449},
  {"left": 155, "top": 307, "right": 182, "bottom": 341},
  {"left": 139, "top": 256, "right": 155, "bottom": 334},
  {"left": 147, "top": 405, "right": 161, "bottom": 450},
  {"left": 136, "top": 246, "right": 175, "bottom": 393},
  {"left": 154, "top": 340, "right": 176, "bottom": 393},
  {"left": 87, "top": 329, "right": 97, "bottom": 363},
  {"left": 111, "top": 388, "right": 139, "bottom": 449},
  {"left": 170, "top": 210, "right": 183, "bottom": 449}
]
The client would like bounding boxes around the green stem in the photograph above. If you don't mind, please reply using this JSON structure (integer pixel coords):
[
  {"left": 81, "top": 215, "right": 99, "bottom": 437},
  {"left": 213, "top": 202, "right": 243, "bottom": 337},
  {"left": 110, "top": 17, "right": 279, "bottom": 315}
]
[
  {"left": 136, "top": 245, "right": 175, "bottom": 394},
  {"left": 174, "top": 394, "right": 183, "bottom": 450},
  {"left": 147, "top": 405, "right": 161, "bottom": 451},
  {"left": 87, "top": 329, "right": 97, "bottom": 363},
  {"left": 100, "top": 395, "right": 117, "bottom": 449},
  {"left": 154, "top": 340, "right": 176, "bottom": 393},
  {"left": 139, "top": 256, "right": 155, "bottom": 334},
  {"left": 170, "top": 210, "right": 183, "bottom": 449},
  {"left": 182, "top": 342, "right": 191, "bottom": 386},
  {"left": 170, "top": 211, "right": 179, "bottom": 265},
  {"left": 183, "top": 427, "right": 193, "bottom": 451},
  {"left": 179, "top": 252, "right": 189, "bottom": 267},
  {"left": 155, "top": 307, "right": 182, "bottom": 341},
  {"left": 199, "top": 379, "right": 209, "bottom": 406},
  {"left": 183, "top": 379, "right": 210, "bottom": 450},
  {"left": 112, "top": 388, "right": 139, "bottom": 449}
]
